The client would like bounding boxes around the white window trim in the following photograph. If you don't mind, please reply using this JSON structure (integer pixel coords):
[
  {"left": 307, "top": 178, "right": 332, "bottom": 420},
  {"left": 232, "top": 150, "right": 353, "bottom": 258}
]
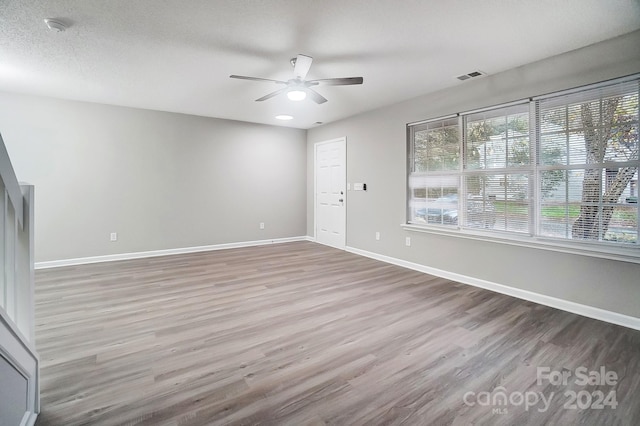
[{"left": 405, "top": 75, "right": 640, "bottom": 264}]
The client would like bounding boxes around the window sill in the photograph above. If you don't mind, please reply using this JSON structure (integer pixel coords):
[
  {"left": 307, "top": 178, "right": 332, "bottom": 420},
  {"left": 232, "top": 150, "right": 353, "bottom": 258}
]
[{"left": 401, "top": 223, "right": 640, "bottom": 264}]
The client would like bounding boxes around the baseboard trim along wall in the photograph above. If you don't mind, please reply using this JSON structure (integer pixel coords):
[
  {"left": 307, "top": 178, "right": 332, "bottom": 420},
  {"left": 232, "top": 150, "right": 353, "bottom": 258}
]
[
  {"left": 345, "top": 246, "right": 640, "bottom": 331},
  {"left": 35, "top": 236, "right": 308, "bottom": 269}
]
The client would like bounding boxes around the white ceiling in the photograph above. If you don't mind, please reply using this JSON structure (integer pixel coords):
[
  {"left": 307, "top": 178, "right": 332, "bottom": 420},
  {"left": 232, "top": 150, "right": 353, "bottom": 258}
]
[{"left": 1, "top": 1, "right": 639, "bottom": 129}]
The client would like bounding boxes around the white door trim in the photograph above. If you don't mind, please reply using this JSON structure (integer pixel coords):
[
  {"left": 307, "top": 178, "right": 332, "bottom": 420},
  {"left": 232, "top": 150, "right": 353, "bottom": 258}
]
[{"left": 314, "top": 137, "right": 347, "bottom": 249}]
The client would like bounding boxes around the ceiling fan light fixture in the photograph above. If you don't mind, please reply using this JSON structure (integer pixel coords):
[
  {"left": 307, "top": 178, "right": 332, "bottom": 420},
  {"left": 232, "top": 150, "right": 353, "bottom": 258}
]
[
  {"left": 287, "top": 89, "right": 307, "bottom": 101},
  {"left": 231, "top": 54, "right": 362, "bottom": 104}
]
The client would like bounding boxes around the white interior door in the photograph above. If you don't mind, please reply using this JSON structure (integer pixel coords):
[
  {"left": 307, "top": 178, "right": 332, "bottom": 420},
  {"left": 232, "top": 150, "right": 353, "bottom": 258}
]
[{"left": 315, "top": 138, "right": 346, "bottom": 249}]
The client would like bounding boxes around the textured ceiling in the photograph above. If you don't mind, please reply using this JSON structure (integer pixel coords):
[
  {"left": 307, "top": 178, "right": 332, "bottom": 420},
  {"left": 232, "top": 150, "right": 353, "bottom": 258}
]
[{"left": 1, "top": 0, "right": 639, "bottom": 129}]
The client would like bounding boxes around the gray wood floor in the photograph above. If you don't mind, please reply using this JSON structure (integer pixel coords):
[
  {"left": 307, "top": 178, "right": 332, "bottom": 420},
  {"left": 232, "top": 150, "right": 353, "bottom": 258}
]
[{"left": 34, "top": 241, "right": 640, "bottom": 425}]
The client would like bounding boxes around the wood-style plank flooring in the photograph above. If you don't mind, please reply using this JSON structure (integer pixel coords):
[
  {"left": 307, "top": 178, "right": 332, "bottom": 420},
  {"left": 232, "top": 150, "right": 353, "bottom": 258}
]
[{"left": 34, "top": 241, "right": 640, "bottom": 425}]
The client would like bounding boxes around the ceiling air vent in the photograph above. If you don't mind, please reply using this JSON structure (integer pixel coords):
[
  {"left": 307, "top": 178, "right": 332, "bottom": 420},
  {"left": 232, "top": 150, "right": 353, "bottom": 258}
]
[{"left": 456, "top": 71, "right": 486, "bottom": 81}]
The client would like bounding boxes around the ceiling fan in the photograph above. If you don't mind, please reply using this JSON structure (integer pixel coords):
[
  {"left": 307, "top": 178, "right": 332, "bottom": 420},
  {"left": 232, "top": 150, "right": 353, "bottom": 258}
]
[{"left": 230, "top": 54, "right": 363, "bottom": 104}]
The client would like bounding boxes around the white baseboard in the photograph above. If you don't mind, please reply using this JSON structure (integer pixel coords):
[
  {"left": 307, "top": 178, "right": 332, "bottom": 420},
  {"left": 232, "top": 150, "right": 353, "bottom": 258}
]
[
  {"left": 35, "top": 236, "right": 308, "bottom": 269},
  {"left": 346, "top": 246, "right": 640, "bottom": 331}
]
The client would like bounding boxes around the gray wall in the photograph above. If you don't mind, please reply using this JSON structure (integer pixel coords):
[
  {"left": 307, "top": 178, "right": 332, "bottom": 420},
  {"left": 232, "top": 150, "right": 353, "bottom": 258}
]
[
  {"left": 307, "top": 30, "right": 640, "bottom": 318},
  {"left": 0, "top": 93, "right": 307, "bottom": 262}
]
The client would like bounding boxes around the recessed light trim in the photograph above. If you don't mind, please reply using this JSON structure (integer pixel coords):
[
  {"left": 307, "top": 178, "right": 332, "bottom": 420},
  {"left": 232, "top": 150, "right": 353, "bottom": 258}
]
[{"left": 275, "top": 115, "right": 293, "bottom": 121}]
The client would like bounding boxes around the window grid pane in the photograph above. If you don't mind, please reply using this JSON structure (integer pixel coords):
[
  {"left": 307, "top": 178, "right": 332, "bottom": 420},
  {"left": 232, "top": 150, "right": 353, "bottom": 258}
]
[
  {"left": 464, "top": 173, "right": 530, "bottom": 233},
  {"left": 408, "top": 174, "right": 459, "bottom": 225},
  {"left": 413, "top": 118, "right": 459, "bottom": 173},
  {"left": 465, "top": 105, "right": 530, "bottom": 171}
]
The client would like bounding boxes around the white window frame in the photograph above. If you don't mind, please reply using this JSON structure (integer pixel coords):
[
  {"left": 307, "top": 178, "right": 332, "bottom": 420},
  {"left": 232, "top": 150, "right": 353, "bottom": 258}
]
[
  {"left": 461, "top": 101, "right": 533, "bottom": 235},
  {"left": 404, "top": 75, "right": 640, "bottom": 264},
  {"left": 407, "top": 114, "right": 461, "bottom": 227}
]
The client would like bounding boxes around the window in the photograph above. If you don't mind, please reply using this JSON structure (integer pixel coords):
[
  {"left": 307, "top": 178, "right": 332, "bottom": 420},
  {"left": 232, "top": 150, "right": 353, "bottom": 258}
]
[
  {"left": 464, "top": 104, "right": 531, "bottom": 233},
  {"left": 408, "top": 116, "right": 460, "bottom": 226},
  {"left": 537, "top": 80, "right": 639, "bottom": 244},
  {"left": 407, "top": 76, "right": 639, "bottom": 253}
]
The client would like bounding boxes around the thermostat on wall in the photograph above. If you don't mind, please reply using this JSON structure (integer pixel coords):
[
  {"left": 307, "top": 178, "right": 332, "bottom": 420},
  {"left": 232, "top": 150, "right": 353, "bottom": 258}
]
[{"left": 353, "top": 183, "right": 367, "bottom": 191}]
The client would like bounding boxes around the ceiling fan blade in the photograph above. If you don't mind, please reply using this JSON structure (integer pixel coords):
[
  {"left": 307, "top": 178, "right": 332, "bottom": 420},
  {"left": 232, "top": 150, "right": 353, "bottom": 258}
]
[
  {"left": 293, "top": 54, "right": 313, "bottom": 80},
  {"left": 306, "top": 88, "right": 328, "bottom": 104},
  {"left": 230, "top": 75, "right": 287, "bottom": 84},
  {"left": 255, "top": 87, "right": 289, "bottom": 102},
  {"left": 308, "top": 77, "right": 364, "bottom": 86}
]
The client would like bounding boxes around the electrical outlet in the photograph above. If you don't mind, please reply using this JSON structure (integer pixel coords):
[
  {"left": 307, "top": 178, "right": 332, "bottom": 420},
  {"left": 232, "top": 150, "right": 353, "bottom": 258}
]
[
  {"left": 110, "top": 232, "right": 117, "bottom": 242},
  {"left": 405, "top": 236, "right": 411, "bottom": 246},
  {"left": 375, "top": 231, "right": 380, "bottom": 241},
  {"left": 259, "top": 222, "right": 265, "bottom": 230}
]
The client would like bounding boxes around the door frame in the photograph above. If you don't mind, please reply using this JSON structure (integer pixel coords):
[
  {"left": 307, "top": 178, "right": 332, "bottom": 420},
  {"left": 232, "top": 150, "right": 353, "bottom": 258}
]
[{"left": 314, "top": 137, "right": 347, "bottom": 249}]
